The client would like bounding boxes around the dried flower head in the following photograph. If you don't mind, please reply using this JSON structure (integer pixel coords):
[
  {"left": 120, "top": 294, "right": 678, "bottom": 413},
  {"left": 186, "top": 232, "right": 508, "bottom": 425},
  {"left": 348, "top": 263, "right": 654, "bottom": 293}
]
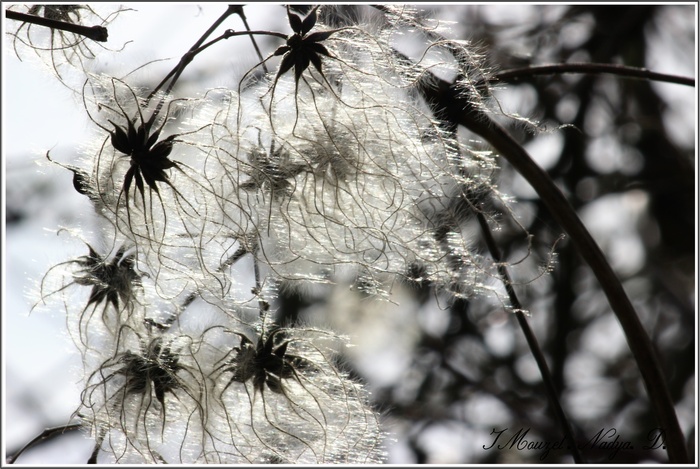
[
  {"left": 209, "top": 318, "right": 385, "bottom": 463},
  {"left": 78, "top": 326, "right": 210, "bottom": 463},
  {"left": 33, "top": 235, "right": 143, "bottom": 354}
]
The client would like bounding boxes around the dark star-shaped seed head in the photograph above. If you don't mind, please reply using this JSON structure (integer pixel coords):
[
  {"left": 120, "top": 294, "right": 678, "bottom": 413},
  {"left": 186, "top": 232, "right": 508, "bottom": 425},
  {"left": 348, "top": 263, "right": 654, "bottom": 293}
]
[{"left": 272, "top": 6, "right": 336, "bottom": 87}]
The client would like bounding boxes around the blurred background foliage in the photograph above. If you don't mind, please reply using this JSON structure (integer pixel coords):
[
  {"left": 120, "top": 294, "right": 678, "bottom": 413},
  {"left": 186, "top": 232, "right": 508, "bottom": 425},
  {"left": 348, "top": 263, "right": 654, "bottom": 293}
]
[{"left": 5, "top": 4, "right": 696, "bottom": 464}]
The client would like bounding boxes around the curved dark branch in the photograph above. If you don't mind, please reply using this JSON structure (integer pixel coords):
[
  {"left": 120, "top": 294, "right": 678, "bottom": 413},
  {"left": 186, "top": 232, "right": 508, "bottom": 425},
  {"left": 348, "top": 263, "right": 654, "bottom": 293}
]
[
  {"left": 471, "top": 112, "right": 687, "bottom": 465},
  {"left": 416, "top": 74, "right": 688, "bottom": 462},
  {"left": 7, "top": 423, "right": 83, "bottom": 464},
  {"left": 492, "top": 63, "right": 695, "bottom": 87},
  {"left": 393, "top": 39, "right": 688, "bottom": 459}
]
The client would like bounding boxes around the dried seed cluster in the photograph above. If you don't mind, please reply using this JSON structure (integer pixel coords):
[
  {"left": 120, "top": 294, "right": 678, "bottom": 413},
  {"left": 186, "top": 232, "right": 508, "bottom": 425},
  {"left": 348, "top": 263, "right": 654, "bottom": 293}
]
[{"left": 31, "top": 5, "right": 506, "bottom": 464}]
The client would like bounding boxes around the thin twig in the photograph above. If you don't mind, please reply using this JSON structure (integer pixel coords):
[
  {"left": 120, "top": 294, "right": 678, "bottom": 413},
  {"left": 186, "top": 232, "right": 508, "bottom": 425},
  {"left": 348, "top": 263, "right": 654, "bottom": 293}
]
[
  {"left": 476, "top": 211, "right": 584, "bottom": 463},
  {"left": 147, "top": 6, "right": 286, "bottom": 106},
  {"left": 252, "top": 243, "right": 269, "bottom": 321},
  {"left": 491, "top": 63, "right": 695, "bottom": 87},
  {"left": 146, "top": 5, "right": 240, "bottom": 103},
  {"left": 146, "top": 19, "right": 284, "bottom": 126},
  {"left": 5, "top": 9, "right": 108, "bottom": 42},
  {"left": 7, "top": 423, "right": 83, "bottom": 464},
  {"left": 234, "top": 6, "right": 269, "bottom": 75},
  {"left": 219, "top": 244, "right": 250, "bottom": 272},
  {"left": 149, "top": 244, "right": 251, "bottom": 330}
]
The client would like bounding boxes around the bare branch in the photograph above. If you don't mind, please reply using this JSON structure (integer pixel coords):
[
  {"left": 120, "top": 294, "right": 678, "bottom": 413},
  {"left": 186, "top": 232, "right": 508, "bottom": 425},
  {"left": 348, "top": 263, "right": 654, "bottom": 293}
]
[
  {"left": 491, "top": 62, "right": 695, "bottom": 87},
  {"left": 7, "top": 423, "right": 83, "bottom": 464},
  {"left": 6, "top": 9, "right": 108, "bottom": 42}
]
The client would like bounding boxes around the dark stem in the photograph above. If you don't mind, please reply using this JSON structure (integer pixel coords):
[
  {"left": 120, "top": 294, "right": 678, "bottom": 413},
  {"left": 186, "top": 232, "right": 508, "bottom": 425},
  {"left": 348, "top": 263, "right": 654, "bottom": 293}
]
[
  {"left": 87, "top": 438, "right": 101, "bottom": 464},
  {"left": 252, "top": 244, "right": 268, "bottom": 321},
  {"left": 476, "top": 211, "right": 584, "bottom": 463},
  {"left": 234, "top": 6, "right": 269, "bottom": 75},
  {"left": 146, "top": 5, "right": 239, "bottom": 104},
  {"left": 405, "top": 32, "right": 690, "bottom": 463},
  {"left": 6, "top": 9, "right": 108, "bottom": 42},
  {"left": 456, "top": 97, "right": 688, "bottom": 463},
  {"left": 152, "top": 245, "right": 251, "bottom": 330},
  {"left": 220, "top": 244, "right": 250, "bottom": 272},
  {"left": 406, "top": 39, "right": 688, "bottom": 456},
  {"left": 145, "top": 9, "right": 285, "bottom": 127},
  {"left": 148, "top": 23, "right": 286, "bottom": 104},
  {"left": 7, "top": 423, "right": 83, "bottom": 464},
  {"left": 145, "top": 6, "right": 239, "bottom": 128},
  {"left": 144, "top": 7, "right": 286, "bottom": 129},
  {"left": 491, "top": 63, "right": 695, "bottom": 87}
]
